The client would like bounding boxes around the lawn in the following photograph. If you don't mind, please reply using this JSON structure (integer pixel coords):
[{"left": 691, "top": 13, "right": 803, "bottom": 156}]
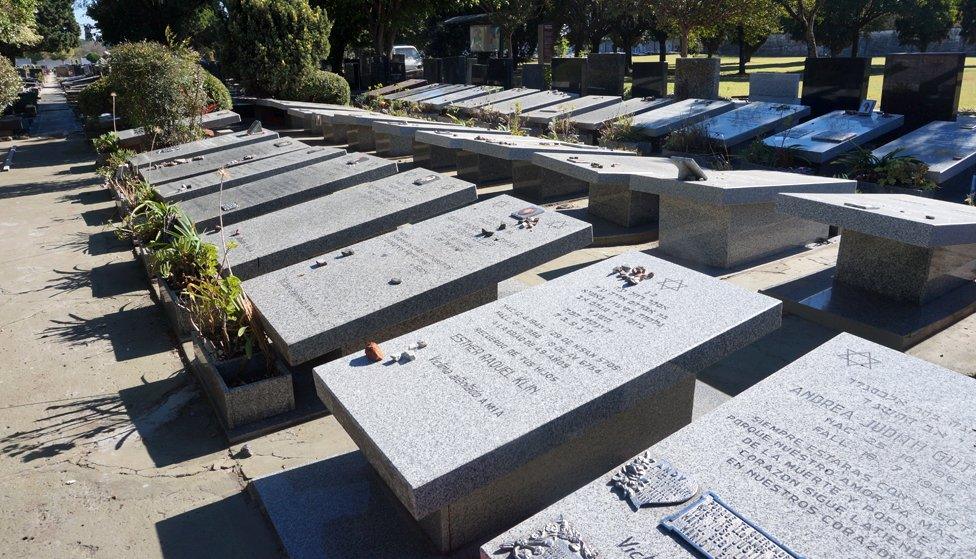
[{"left": 630, "top": 54, "right": 976, "bottom": 111}]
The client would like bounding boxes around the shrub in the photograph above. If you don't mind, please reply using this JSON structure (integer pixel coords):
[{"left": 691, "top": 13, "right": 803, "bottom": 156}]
[
  {"left": 149, "top": 212, "right": 219, "bottom": 292},
  {"left": 289, "top": 70, "right": 349, "bottom": 105},
  {"left": 107, "top": 41, "right": 210, "bottom": 147},
  {"left": 663, "top": 124, "right": 727, "bottom": 156},
  {"left": 839, "top": 148, "right": 937, "bottom": 190},
  {"left": 203, "top": 70, "right": 232, "bottom": 110},
  {"left": 223, "top": 0, "right": 331, "bottom": 97},
  {"left": 599, "top": 116, "right": 645, "bottom": 143},
  {"left": 78, "top": 77, "right": 113, "bottom": 120},
  {"left": 92, "top": 131, "right": 120, "bottom": 154},
  {"left": 0, "top": 58, "right": 21, "bottom": 113},
  {"left": 85, "top": 51, "right": 101, "bottom": 63}
]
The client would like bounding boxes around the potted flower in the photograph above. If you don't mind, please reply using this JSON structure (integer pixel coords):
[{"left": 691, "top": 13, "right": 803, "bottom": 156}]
[
  {"left": 598, "top": 116, "right": 652, "bottom": 154},
  {"left": 149, "top": 212, "right": 219, "bottom": 340},
  {"left": 185, "top": 273, "right": 295, "bottom": 429},
  {"left": 661, "top": 124, "right": 730, "bottom": 169},
  {"left": 839, "top": 148, "right": 938, "bottom": 198}
]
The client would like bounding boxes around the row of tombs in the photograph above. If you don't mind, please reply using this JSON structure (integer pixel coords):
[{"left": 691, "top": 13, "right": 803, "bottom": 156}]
[{"left": 99, "top": 58, "right": 976, "bottom": 558}]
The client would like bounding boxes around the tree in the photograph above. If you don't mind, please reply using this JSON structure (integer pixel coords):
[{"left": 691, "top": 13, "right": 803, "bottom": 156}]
[
  {"left": 312, "top": 0, "right": 369, "bottom": 73},
  {"left": 895, "top": 0, "right": 957, "bottom": 52},
  {"left": 86, "top": 0, "right": 223, "bottom": 55},
  {"left": 607, "top": 0, "right": 655, "bottom": 69},
  {"left": 482, "top": 0, "right": 547, "bottom": 59},
  {"left": 771, "top": 0, "right": 826, "bottom": 57},
  {"left": 962, "top": 0, "right": 976, "bottom": 44},
  {"left": 223, "top": 0, "right": 331, "bottom": 97},
  {"left": 0, "top": 0, "right": 41, "bottom": 56},
  {"left": 0, "top": 57, "right": 20, "bottom": 112},
  {"left": 365, "top": 1, "right": 464, "bottom": 58},
  {"left": 650, "top": 0, "right": 732, "bottom": 57},
  {"left": 560, "top": 0, "right": 615, "bottom": 55},
  {"left": 34, "top": 0, "right": 80, "bottom": 56}
]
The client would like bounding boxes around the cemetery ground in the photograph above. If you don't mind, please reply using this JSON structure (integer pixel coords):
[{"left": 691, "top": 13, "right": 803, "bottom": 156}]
[
  {"left": 3, "top": 83, "right": 976, "bottom": 558},
  {"left": 633, "top": 54, "right": 976, "bottom": 109}
]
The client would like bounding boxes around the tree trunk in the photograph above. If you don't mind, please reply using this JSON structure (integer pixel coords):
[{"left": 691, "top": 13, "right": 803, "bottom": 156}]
[
  {"left": 623, "top": 39, "right": 633, "bottom": 71},
  {"left": 329, "top": 40, "right": 347, "bottom": 74},
  {"left": 804, "top": 22, "right": 818, "bottom": 58},
  {"left": 658, "top": 37, "right": 667, "bottom": 62},
  {"left": 680, "top": 30, "right": 689, "bottom": 57},
  {"left": 738, "top": 25, "right": 746, "bottom": 75},
  {"left": 850, "top": 28, "right": 861, "bottom": 57}
]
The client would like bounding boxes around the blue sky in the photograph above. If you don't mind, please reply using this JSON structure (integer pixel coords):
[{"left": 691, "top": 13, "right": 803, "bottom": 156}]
[{"left": 73, "top": 4, "right": 94, "bottom": 32}]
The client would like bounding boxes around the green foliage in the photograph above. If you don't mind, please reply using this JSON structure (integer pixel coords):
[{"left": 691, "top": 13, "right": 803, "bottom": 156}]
[
  {"left": 0, "top": 0, "right": 41, "bottom": 54},
  {"left": 963, "top": 0, "right": 976, "bottom": 45},
  {"left": 34, "top": 0, "right": 79, "bottom": 56},
  {"left": 894, "top": 0, "right": 957, "bottom": 52},
  {"left": 97, "top": 148, "right": 137, "bottom": 179},
  {"left": 839, "top": 148, "right": 937, "bottom": 190},
  {"left": 86, "top": 0, "right": 224, "bottom": 55},
  {"left": 184, "top": 274, "right": 256, "bottom": 361},
  {"left": 742, "top": 138, "right": 809, "bottom": 169},
  {"left": 289, "top": 70, "right": 350, "bottom": 105},
  {"left": 542, "top": 117, "right": 580, "bottom": 143},
  {"left": 223, "top": 0, "right": 332, "bottom": 97},
  {"left": 149, "top": 212, "right": 219, "bottom": 292},
  {"left": 202, "top": 70, "right": 232, "bottom": 110},
  {"left": 92, "top": 132, "right": 120, "bottom": 154},
  {"left": 85, "top": 51, "right": 101, "bottom": 63},
  {"left": 104, "top": 41, "right": 210, "bottom": 147},
  {"left": 116, "top": 197, "right": 184, "bottom": 245},
  {"left": 507, "top": 103, "right": 527, "bottom": 136},
  {"left": 0, "top": 57, "right": 20, "bottom": 113},
  {"left": 78, "top": 77, "right": 113, "bottom": 120},
  {"left": 599, "top": 116, "right": 646, "bottom": 143},
  {"left": 663, "top": 124, "right": 726, "bottom": 156}
]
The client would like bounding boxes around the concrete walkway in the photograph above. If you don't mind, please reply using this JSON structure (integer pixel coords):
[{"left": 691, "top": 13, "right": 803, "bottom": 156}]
[{"left": 2, "top": 84, "right": 974, "bottom": 559}]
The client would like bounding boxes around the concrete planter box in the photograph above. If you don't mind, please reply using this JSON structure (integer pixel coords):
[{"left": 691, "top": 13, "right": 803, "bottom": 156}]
[
  {"left": 191, "top": 331, "right": 296, "bottom": 430},
  {"left": 857, "top": 180, "right": 938, "bottom": 199},
  {"left": 155, "top": 277, "right": 192, "bottom": 341},
  {"left": 134, "top": 244, "right": 154, "bottom": 280}
]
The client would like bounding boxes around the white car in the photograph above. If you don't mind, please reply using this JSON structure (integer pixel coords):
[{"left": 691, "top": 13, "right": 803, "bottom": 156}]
[{"left": 393, "top": 45, "right": 422, "bottom": 73}]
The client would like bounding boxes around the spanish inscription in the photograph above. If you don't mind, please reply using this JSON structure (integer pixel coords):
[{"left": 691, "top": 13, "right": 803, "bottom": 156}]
[{"left": 610, "top": 452, "right": 699, "bottom": 509}]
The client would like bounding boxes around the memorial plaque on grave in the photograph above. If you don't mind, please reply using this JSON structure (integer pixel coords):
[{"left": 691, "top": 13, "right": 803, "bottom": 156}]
[
  {"left": 316, "top": 251, "right": 781, "bottom": 551},
  {"left": 251, "top": 195, "right": 593, "bottom": 365},
  {"left": 552, "top": 57, "right": 585, "bottom": 93},
  {"left": 469, "top": 63, "right": 488, "bottom": 85},
  {"left": 538, "top": 24, "right": 554, "bottom": 63},
  {"left": 482, "top": 332, "right": 976, "bottom": 559},
  {"left": 881, "top": 52, "right": 965, "bottom": 131},
  {"left": 522, "top": 63, "right": 548, "bottom": 90},
  {"left": 487, "top": 58, "right": 514, "bottom": 89},
  {"left": 205, "top": 168, "right": 477, "bottom": 279},
  {"left": 140, "top": 136, "right": 306, "bottom": 188},
  {"left": 584, "top": 53, "right": 626, "bottom": 97},
  {"left": 441, "top": 56, "right": 467, "bottom": 85},
  {"left": 801, "top": 57, "right": 870, "bottom": 117},
  {"left": 632, "top": 61, "right": 668, "bottom": 98}
]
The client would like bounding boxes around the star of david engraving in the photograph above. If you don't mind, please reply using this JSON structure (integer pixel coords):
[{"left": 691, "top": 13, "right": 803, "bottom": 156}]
[
  {"left": 840, "top": 348, "right": 881, "bottom": 369},
  {"left": 657, "top": 278, "right": 687, "bottom": 292}
]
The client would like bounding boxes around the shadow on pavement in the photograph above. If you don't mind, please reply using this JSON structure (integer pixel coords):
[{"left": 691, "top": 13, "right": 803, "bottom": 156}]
[{"left": 40, "top": 302, "right": 174, "bottom": 361}]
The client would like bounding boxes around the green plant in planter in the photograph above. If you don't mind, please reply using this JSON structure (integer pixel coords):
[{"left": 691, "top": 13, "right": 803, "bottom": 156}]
[
  {"left": 663, "top": 124, "right": 727, "bottom": 157},
  {"left": 445, "top": 108, "right": 475, "bottom": 127},
  {"left": 507, "top": 103, "right": 527, "bottom": 136},
  {"left": 839, "top": 148, "right": 937, "bottom": 191},
  {"left": 542, "top": 116, "right": 579, "bottom": 143},
  {"left": 92, "top": 132, "right": 120, "bottom": 154},
  {"left": 149, "top": 213, "right": 219, "bottom": 292},
  {"left": 96, "top": 148, "right": 137, "bottom": 179},
  {"left": 599, "top": 116, "right": 646, "bottom": 144},
  {"left": 116, "top": 198, "right": 184, "bottom": 245},
  {"left": 742, "top": 139, "right": 810, "bottom": 169}
]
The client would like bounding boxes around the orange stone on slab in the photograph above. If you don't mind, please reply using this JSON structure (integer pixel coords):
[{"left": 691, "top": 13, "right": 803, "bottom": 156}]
[{"left": 365, "top": 342, "right": 384, "bottom": 362}]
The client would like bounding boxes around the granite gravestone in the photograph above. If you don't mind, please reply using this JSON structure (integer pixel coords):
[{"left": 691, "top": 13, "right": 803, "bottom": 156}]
[
  {"left": 584, "top": 53, "right": 626, "bottom": 97},
  {"left": 178, "top": 153, "right": 397, "bottom": 229},
  {"left": 246, "top": 195, "right": 594, "bottom": 365},
  {"left": 140, "top": 137, "right": 311, "bottom": 189},
  {"left": 770, "top": 192, "right": 976, "bottom": 348},
  {"left": 630, "top": 168, "right": 856, "bottom": 268},
  {"left": 481, "top": 332, "right": 976, "bottom": 559},
  {"left": 441, "top": 56, "right": 468, "bottom": 85},
  {"left": 450, "top": 87, "right": 539, "bottom": 114},
  {"left": 801, "top": 57, "right": 871, "bottom": 118},
  {"left": 487, "top": 58, "right": 514, "bottom": 89},
  {"left": 422, "top": 58, "right": 441, "bottom": 83},
  {"left": 762, "top": 110, "right": 905, "bottom": 164},
  {"left": 314, "top": 251, "right": 782, "bottom": 552},
  {"left": 469, "top": 61, "right": 488, "bottom": 86},
  {"left": 475, "top": 90, "right": 577, "bottom": 118},
  {"left": 521, "top": 63, "right": 549, "bottom": 90},
  {"left": 364, "top": 79, "right": 428, "bottom": 98},
  {"left": 568, "top": 97, "right": 676, "bottom": 135},
  {"left": 116, "top": 110, "right": 241, "bottom": 149},
  {"left": 749, "top": 72, "right": 801, "bottom": 104},
  {"left": 127, "top": 126, "right": 276, "bottom": 169},
  {"left": 631, "top": 99, "right": 734, "bottom": 139},
  {"left": 374, "top": 121, "right": 510, "bottom": 158},
  {"left": 631, "top": 61, "right": 668, "bottom": 98},
  {"left": 153, "top": 145, "right": 347, "bottom": 203},
  {"left": 552, "top": 57, "right": 585, "bottom": 94},
  {"left": 205, "top": 168, "right": 477, "bottom": 280},
  {"left": 522, "top": 95, "right": 622, "bottom": 127},
  {"left": 701, "top": 102, "right": 811, "bottom": 148},
  {"left": 419, "top": 86, "right": 500, "bottom": 111},
  {"left": 538, "top": 23, "right": 554, "bottom": 62},
  {"left": 872, "top": 120, "right": 976, "bottom": 186},
  {"left": 881, "top": 52, "right": 966, "bottom": 131},
  {"left": 342, "top": 60, "right": 361, "bottom": 91},
  {"left": 674, "top": 58, "right": 720, "bottom": 100}
]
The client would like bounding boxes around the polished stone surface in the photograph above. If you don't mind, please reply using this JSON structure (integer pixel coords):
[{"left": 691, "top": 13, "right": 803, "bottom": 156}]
[
  {"left": 872, "top": 120, "right": 976, "bottom": 184},
  {"left": 521, "top": 63, "right": 548, "bottom": 90},
  {"left": 315, "top": 252, "right": 781, "bottom": 550},
  {"left": 383, "top": 83, "right": 444, "bottom": 100},
  {"left": 881, "top": 52, "right": 966, "bottom": 131},
  {"left": 748, "top": 72, "right": 801, "bottom": 104},
  {"left": 117, "top": 110, "right": 241, "bottom": 148},
  {"left": 762, "top": 110, "right": 905, "bottom": 163},
  {"left": 702, "top": 102, "right": 810, "bottom": 147},
  {"left": 584, "top": 53, "right": 626, "bottom": 97},
  {"left": 522, "top": 95, "right": 621, "bottom": 125},
  {"left": 178, "top": 153, "right": 397, "bottom": 229},
  {"left": 632, "top": 61, "right": 668, "bottom": 98},
  {"left": 631, "top": 99, "right": 734, "bottom": 138},
  {"left": 475, "top": 90, "right": 578, "bottom": 117},
  {"left": 420, "top": 86, "right": 501, "bottom": 110},
  {"left": 140, "top": 136, "right": 297, "bottom": 187},
  {"left": 481, "top": 333, "right": 976, "bottom": 559},
  {"left": 801, "top": 57, "right": 871, "bottom": 117},
  {"left": 365, "top": 79, "right": 428, "bottom": 97},
  {"left": 568, "top": 96, "right": 675, "bottom": 131},
  {"left": 551, "top": 57, "right": 585, "bottom": 93},
  {"left": 448, "top": 87, "right": 539, "bottom": 113},
  {"left": 246, "top": 195, "right": 592, "bottom": 365},
  {"left": 632, "top": 168, "right": 856, "bottom": 206},
  {"left": 128, "top": 126, "right": 276, "bottom": 168},
  {"left": 396, "top": 84, "right": 474, "bottom": 103},
  {"left": 205, "top": 168, "right": 477, "bottom": 280}
]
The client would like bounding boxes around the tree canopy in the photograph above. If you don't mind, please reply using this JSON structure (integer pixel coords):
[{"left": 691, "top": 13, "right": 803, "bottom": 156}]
[{"left": 34, "top": 0, "right": 80, "bottom": 55}]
